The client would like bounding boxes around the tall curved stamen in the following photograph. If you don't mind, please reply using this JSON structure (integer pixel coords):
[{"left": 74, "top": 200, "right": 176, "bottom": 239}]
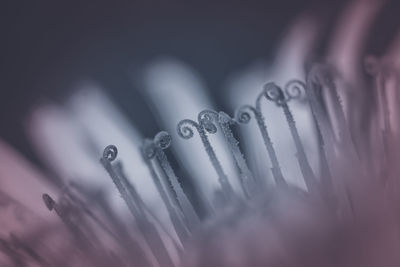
[
  {"left": 235, "top": 105, "right": 287, "bottom": 187},
  {"left": 307, "top": 65, "right": 359, "bottom": 159},
  {"left": 218, "top": 111, "right": 256, "bottom": 198},
  {"left": 149, "top": 131, "right": 200, "bottom": 230},
  {"left": 101, "top": 145, "right": 174, "bottom": 267},
  {"left": 364, "top": 56, "right": 398, "bottom": 179},
  {"left": 264, "top": 81, "right": 317, "bottom": 193},
  {"left": 142, "top": 138, "right": 190, "bottom": 244},
  {"left": 198, "top": 109, "right": 255, "bottom": 197},
  {"left": 306, "top": 66, "right": 363, "bottom": 216},
  {"left": 306, "top": 66, "right": 336, "bottom": 151},
  {"left": 177, "top": 119, "right": 234, "bottom": 198}
]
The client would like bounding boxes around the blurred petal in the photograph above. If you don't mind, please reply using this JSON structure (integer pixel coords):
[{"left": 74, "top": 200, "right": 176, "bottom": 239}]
[
  {"left": 0, "top": 139, "right": 57, "bottom": 221},
  {"left": 327, "top": 0, "right": 386, "bottom": 84}
]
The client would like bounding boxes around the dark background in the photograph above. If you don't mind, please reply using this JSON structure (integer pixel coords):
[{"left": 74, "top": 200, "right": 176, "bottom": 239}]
[{"left": 1, "top": 0, "right": 399, "bottom": 167}]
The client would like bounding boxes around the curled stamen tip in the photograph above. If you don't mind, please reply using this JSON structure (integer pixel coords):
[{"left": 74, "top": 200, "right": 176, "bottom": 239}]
[
  {"left": 198, "top": 110, "right": 218, "bottom": 122},
  {"left": 202, "top": 120, "right": 218, "bottom": 134},
  {"left": 284, "top": 80, "right": 305, "bottom": 100},
  {"left": 198, "top": 110, "right": 218, "bottom": 134},
  {"left": 103, "top": 145, "right": 118, "bottom": 162},
  {"left": 235, "top": 106, "right": 252, "bottom": 124},
  {"left": 263, "top": 82, "right": 285, "bottom": 104},
  {"left": 42, "top": 194, "right": 55, "bottom": 211},
  {"left": 154, "top": 131, "right": 172, "bottom": 149},
  {"left": 177, "top": 119, "right": 197, "bottom": 139}
]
